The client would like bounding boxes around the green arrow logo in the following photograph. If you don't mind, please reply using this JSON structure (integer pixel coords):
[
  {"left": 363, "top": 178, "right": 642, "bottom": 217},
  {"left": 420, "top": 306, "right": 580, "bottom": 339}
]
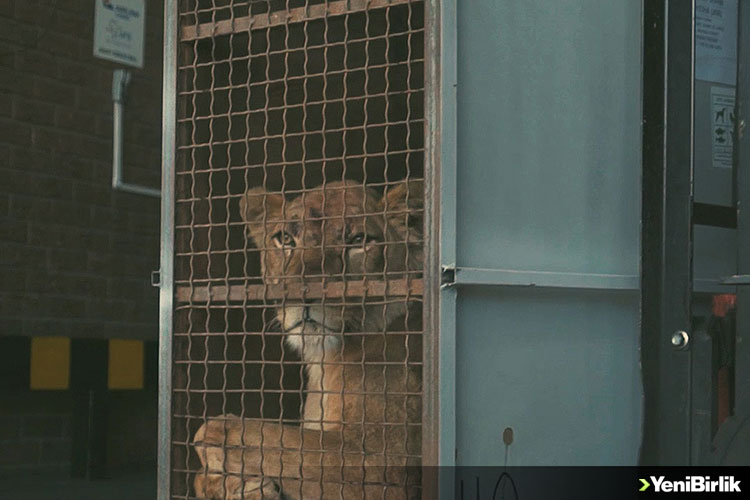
[{"left": 639, "top": 478, "right": 651, "bottom": 491}]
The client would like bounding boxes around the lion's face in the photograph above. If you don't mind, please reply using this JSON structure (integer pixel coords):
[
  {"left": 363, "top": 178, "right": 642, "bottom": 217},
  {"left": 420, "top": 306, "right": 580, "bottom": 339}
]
[{"left": 240, "top": 180, "right": 423, "bottom": 360}]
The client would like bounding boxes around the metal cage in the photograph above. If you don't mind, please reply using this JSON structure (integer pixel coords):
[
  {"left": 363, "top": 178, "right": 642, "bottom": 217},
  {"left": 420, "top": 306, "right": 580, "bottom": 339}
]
[{"left": 160, "top": 1, "right": 431, "bottom": 498}]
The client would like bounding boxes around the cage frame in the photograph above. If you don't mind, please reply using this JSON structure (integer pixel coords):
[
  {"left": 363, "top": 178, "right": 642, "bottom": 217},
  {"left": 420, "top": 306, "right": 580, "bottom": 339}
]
[{"left": 157, "top": 1, "right": 443, "bottom": 499}]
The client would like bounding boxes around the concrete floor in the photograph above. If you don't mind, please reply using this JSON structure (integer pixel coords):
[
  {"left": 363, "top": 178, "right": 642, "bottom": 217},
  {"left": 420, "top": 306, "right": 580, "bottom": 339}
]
[{"left": 0, "top": 472, "right": 155, "bottom": 500}]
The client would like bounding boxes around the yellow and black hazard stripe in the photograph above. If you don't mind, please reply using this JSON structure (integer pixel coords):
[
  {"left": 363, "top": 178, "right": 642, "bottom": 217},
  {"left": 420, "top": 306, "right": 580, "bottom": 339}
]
[{"left": 27, "top": 337, "right": 145, "bottom": 391}]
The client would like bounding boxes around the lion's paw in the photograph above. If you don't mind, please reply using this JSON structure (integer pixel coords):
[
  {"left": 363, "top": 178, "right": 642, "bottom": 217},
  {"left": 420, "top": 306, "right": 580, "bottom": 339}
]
[{"left": 194, "top": 473, "right": 281, "bottom": 500}]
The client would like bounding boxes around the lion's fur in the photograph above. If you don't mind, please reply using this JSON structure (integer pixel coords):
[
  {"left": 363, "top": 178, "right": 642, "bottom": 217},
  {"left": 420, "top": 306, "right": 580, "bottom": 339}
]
[{"left": 193, "top": 180, "right": 424, "bottom": 499}]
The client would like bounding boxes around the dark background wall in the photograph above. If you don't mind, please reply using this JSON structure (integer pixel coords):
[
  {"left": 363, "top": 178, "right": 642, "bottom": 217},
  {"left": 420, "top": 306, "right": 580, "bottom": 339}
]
[{"left": 0, "top": 0, "right": 163, "bottom": 477}]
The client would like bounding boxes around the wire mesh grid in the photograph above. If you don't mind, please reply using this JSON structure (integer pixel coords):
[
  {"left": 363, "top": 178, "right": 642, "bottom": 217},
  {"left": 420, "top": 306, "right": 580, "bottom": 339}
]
[{"left": 172, "top": 1, "right": 425, "bottom": 498}]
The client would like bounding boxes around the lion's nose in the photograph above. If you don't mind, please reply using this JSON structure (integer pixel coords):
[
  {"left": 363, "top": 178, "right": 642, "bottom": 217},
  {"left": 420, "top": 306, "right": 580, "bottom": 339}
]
[
  {"left": 302, "top": 249, "right": 322, "bottom": 274},
  {"left": 303, "top": 306, "right": 311, "bottom": 321},
  {"left": 301, "top": 248, "right": 343, "bottom": 276}
]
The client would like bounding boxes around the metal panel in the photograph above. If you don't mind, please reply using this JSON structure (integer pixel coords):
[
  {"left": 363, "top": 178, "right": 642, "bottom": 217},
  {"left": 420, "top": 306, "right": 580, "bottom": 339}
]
[
  {"left": 446, "top": 0, "right": 643, "bottom": 466},
  {"left": 689, "top": 324, "right": 714, "bottom": 465},
  {"left": 455, "top": 1, "right": 641, "bottom": 276},
  {"left": 692, "top": 1, "right": 738, "bottom": 294},
  {"left": 691, "top": 0, "right": 750, "bottom": 465},
  {"left": 455, "top": 287, "right": 641, "bottom": 465},
  {"left": 693, "top": 225, "right": 736, "bottom": 294}
]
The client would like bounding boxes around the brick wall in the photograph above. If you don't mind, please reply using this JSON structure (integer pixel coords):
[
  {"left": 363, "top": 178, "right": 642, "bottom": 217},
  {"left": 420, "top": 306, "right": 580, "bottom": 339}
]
[
  {"left": 0, "top": 0, "right": 163, "bottom": 340},
  {"left": 0, "top": 0, "right": 164, "bottom": 478},
  {"left": 0, "top": 392, "right": 73, "bottom": 478}
]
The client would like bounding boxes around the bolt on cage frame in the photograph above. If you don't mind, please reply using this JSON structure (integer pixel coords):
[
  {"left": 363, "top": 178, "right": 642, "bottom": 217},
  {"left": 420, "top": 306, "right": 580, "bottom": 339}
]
[{"left": 158, "top": 1, "right": 441, "bottom": 499}]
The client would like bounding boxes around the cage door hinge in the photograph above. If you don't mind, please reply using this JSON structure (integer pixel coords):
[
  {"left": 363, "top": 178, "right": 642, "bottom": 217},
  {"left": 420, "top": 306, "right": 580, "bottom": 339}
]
[
  {"left": 151, "top": 270, "right": 161, "bottom": 287},
  {"left": 440, "top": 264, "right": 456, "bottom": 289}
]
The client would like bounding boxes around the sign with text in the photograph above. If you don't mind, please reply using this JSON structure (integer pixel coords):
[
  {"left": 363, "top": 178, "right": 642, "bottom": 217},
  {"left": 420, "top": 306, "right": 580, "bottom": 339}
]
[
  {"left": 93, "top": 0, "right": 145, "bottom": 68},
  {"left": 695, "top": 0, "right": 738, "bottom": 85}
]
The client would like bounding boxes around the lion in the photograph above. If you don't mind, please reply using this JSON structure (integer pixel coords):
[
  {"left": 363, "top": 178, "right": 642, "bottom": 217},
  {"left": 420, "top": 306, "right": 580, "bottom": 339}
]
[{"left": 193, "top": 180, "right": 424, "bottom": 500}]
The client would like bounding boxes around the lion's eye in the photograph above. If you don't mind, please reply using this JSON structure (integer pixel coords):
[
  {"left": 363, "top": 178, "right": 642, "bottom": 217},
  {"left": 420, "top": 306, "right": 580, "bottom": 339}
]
[
  {"left": 272, "top": 231, "right": 295, "bottom": 248},
  {"left": 346, "top": 233, "right": 378, "bottom": 247}
]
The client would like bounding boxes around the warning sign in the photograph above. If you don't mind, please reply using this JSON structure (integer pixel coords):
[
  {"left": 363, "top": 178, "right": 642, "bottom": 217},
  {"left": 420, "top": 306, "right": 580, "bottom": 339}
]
[
  {"left": 711, "top": 86, "right": 735, "bottom": 169},
  {"left": 93, "top": 0, "right": 145, "bottom": 68}
]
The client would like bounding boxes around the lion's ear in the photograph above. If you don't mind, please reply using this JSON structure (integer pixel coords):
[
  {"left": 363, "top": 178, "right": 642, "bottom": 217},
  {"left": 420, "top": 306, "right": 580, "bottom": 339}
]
[
  {"left": 239, "top": 188, "right": 283, "bottom": 245},
  {"left": 383, "top": 180, "right": 424, "bottom": 242}
]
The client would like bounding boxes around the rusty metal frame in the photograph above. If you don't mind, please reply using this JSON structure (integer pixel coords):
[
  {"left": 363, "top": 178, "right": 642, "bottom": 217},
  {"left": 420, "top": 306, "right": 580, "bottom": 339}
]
[
  {"left": 176, "top": 278, "right": 423, "bottom": 302},
  {"left": 182, "top": 0, "right": 413, "bottom": 41},
  {"left": 421, "top": 0, "right": 441, "bottom": 480}
]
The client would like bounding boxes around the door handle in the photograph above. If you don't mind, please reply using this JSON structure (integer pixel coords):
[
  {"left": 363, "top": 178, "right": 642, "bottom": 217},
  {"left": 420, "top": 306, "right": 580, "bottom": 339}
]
[{"left": 671, "top": 330, "right": 690, "bottom": 350}]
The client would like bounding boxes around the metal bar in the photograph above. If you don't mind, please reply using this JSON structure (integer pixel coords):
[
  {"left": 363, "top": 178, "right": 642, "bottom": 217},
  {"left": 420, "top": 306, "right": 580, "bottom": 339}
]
[
  {"left": 690, "top": 326, "right": 714, "bottom": 465},
  {"left": 437, "top": 0, "right": 457, "bottom": 498},
  {"left": 111, "top": 71, "right": 129, "bottom": 188},
  {"left": 720, "top": 275, "right": 750, "bottom": 285},
  {"left": 694, "top": 278, "right": 734, "bottom": 294},
  {"left": 175, "top": 278, "right": 423, "bottom": 303},
  {"left": 446, "top": 267, "right": 640, "bottom": 291},
  {"left": 421, "top": 0, "right": 441, "bottom": 496},
  {"left": 661, "top": 0, "right": 695, "bottom": 465},
  {"left": 640, "top": 0, "right": 695, "bottom": 466},
  {"left": 157, "top": 0, "right": 177, "bottom": 498},
  {"left": 181, "top": 0, "right": 411, "bottom": 41},
  {"left": 111, "top": 70, "right": 161, "bottom": 198}
]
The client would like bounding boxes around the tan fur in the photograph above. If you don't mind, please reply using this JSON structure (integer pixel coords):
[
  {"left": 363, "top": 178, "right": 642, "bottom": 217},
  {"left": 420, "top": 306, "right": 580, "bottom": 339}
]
[{"left": 193, "top": 180, "right": 424, "bottom": 499}]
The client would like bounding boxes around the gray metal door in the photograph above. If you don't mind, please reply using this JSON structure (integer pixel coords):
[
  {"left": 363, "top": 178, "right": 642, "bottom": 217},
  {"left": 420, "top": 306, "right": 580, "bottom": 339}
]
[
  {"left": 436, "top": 0, "right": 643, "bottom": 467},
  {"left": 640, "top": 0, "right": 750, "bottom": 466},
  {"left": 691, "top": 0, "right": 750, "bottom": 466},
  {"left": 727, "top": 2, "right": 750, "bottom": 459}
]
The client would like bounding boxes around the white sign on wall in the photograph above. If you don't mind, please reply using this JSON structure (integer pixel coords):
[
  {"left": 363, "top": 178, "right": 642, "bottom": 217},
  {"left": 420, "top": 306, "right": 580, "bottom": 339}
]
[
  {"left": 695, "top": 0, "right": 738, "bottom": 86},
  {"left": 710, "top": 86, "right": 736, "bottom": 169},
  {"left": 93, "top": 0, "right": 146, "bottom": 68}
]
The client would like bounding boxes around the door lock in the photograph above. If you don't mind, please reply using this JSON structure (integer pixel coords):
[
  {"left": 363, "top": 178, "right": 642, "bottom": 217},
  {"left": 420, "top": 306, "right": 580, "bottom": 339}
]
[{"left": 671, "top": 330, "right": 690, "bottom": 350}]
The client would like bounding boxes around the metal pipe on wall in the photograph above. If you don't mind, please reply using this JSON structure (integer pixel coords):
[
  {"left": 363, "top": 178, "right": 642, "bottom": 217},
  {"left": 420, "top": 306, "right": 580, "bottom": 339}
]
[{"left": 112, "top": 69, "right": 161, "bottom": 198}]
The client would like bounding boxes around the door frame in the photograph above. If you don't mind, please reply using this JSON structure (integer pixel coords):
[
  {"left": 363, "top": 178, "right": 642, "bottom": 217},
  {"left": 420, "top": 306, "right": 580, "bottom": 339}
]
[{"left": 640, "top": 0, "right": 695, "bottom": 465}]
